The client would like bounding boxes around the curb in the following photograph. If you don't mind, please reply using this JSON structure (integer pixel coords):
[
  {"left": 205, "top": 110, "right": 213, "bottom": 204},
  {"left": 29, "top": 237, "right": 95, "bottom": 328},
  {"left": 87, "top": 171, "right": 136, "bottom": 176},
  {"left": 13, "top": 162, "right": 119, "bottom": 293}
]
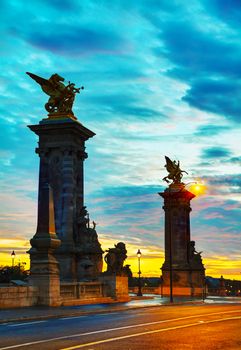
[
  {"left": 0, "top": 300, "right": 205, "bottom": 324},
  {"left": 0, "top": 305, "right": 158, "bottom": 324}
]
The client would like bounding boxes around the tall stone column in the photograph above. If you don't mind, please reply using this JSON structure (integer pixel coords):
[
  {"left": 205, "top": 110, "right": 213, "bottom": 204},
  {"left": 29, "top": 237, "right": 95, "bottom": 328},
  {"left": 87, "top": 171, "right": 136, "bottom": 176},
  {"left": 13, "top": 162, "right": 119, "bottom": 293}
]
[
  {"left": 29, "top": 116, "right": 95, "bottom": 281},
  {"left": 159, "top": 183, "right": 205, "bottom": 297},
  {"left": 28, "top": 183, "right": 61, "bottom": 306}
]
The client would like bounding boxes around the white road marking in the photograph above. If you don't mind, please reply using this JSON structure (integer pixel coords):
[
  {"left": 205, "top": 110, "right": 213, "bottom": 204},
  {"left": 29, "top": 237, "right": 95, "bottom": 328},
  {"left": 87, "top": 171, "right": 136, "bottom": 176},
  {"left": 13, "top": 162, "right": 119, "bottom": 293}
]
[
  {"left": 60, "top": 316, "right": 241, "bottom": 350},
  {"left": 95, "top": 313, "right": 113, "bottom": 317},
  {"left": 0, "top": 309, "right": 241, "bottom": 350},
  {"left": 61, "top": 316, "right": 87, "bottom": 321},
  {"left": 8, "top": 321, "right": 46, "bottom": 327}
]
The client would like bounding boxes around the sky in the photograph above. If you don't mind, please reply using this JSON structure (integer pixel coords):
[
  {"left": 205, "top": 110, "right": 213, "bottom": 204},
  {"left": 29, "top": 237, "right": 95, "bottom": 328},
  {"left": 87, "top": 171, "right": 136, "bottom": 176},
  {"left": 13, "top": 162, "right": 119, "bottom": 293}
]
[{"left": 0, "top": 0, "right": 241, "bottom": 279}]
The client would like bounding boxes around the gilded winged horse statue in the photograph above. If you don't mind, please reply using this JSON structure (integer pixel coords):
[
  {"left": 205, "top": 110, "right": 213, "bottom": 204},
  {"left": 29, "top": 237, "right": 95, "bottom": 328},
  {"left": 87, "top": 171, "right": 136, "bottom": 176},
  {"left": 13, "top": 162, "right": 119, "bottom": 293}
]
[
  {"left": 163, "top": 156, "right": 188, "bottom": 184},
  {"left": 26, "top": 72, "right": 84, "bottom": 115}
]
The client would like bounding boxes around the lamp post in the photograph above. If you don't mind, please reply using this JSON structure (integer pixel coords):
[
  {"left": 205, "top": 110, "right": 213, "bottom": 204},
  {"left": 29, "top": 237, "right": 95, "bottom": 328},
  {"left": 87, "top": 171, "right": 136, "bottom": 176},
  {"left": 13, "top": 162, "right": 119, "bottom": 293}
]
[
  {"left": 11, "top": 251, "right": 15, "bottom": 268},
  {"left": 137, "top": 249, "right": 142, "bottom": 296},
  {"left": 202, "top": 277, "right": 206, "bottom": 301}
]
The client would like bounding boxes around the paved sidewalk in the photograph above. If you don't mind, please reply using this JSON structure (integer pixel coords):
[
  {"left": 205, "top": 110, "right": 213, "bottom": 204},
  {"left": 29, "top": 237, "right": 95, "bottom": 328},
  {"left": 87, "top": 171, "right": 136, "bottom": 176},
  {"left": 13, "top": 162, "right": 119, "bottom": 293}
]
[
  {"left": 1, "top": 295, "right": 240, "bottom": 324},
  {"left": 0, "top": 296, "right": 205, "bottom": 324}
]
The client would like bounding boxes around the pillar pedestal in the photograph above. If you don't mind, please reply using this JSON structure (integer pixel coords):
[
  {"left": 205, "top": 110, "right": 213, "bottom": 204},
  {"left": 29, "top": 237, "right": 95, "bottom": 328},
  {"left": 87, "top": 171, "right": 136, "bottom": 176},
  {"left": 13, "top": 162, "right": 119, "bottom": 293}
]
[
  {"left": 28, "top": 116, "right": 103, "bottom": 281},
  {"left": 99, "top": 275, "right": 130, "bottom": 302},
  {"left": 159, "top": 183, "right": 205, "bottom": 297},
  {"left": 28, "top": 183, "right": 61, "bottom": 306}
]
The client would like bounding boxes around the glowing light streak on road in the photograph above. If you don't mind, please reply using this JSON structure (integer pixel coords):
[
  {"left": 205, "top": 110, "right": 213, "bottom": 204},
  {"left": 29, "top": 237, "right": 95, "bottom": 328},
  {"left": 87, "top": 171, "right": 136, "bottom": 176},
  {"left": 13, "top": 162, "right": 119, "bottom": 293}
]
[
  {"left": 61, "top": 316, "right": 241, "bottom": 350},
  {"left": 1, "top": 309, "right": 241, "bottom": 350}
]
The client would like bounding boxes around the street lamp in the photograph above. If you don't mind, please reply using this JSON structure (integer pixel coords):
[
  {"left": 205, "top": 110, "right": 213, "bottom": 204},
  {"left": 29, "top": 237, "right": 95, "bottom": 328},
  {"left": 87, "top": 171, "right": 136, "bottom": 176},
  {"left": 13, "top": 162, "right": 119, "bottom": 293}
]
[
  {"left": 137, "top": 249, "right": 142, "bottom": 296},
  {"left": 11, "top": 251, "right": 15, "bottom": 268}
]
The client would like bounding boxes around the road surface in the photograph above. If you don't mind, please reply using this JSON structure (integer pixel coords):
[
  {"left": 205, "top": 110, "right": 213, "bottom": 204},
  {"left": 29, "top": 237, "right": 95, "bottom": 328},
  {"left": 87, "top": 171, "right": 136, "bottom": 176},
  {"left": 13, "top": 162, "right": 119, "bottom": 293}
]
[{"left": 0, "top": 303, "right": 241, "bottom": 349}]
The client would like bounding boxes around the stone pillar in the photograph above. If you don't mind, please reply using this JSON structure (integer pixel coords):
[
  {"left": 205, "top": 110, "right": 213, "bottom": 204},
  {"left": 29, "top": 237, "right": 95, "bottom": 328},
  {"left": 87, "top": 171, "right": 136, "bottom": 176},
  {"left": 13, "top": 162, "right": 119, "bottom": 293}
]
[
  {"left": 99, "top": 275, "right": 130, "bottom": 302},
  {"left": 28, "top": 183, "right": 61, "bottom": 306},
  {"left": 159, "top": 183, "right": 205, "bottom": 297},
  {"left": 28, "top": 116, "right": 95, "bottom": 281}
]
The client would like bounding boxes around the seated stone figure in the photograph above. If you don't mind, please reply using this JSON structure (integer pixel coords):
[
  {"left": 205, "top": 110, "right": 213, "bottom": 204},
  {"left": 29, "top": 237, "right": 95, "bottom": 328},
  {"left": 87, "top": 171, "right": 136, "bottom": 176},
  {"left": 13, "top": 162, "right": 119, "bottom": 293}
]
[
  {"left": 104, "top": 242, "right": 127, "bottom": 275},
  {"left": 76, "top": 207, "right": 103, "bottom": 280},
  {"left": 189, "top": 241, "right": 203, "bottom": 267}
]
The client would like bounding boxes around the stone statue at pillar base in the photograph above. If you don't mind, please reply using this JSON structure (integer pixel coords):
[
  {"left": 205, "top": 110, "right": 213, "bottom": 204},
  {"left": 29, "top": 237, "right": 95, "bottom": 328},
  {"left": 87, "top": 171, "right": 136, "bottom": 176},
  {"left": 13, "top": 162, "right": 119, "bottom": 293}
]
[
  {"left": 188, "top": 240, "right": 204, "bottom": 269},
  {"left": 75, "top": 207, "right": 103, "bottom": 281},
  {"left": 99, "top": 242, "right": 129, "bottom": 302},
  {"left": 104, "top": 242, "right": 127, "bottom": 276}
]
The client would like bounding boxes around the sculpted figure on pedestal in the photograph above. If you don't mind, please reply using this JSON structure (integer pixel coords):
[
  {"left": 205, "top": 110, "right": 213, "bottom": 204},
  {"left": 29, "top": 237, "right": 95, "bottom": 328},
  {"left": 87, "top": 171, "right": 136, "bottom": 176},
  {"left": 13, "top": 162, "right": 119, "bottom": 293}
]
[
  {"left": 122, "top": 264, "right": 132, "bottom": 278},
  {"left": 77, "top": 206, "right": 89, "bottom": 229},
  {"left": 76, "top": 207, "right": 102, "bottom": 253},
  {"left": 76, "top": 207, "right": 103, "bottom": 279},
  {"left": 189, "top": 240, "right": 203, "bottom": 266},
  {"left": 26, "top": 72, "right": 84, "bottom": 115},
  {"left": 104, "top": 242, "right": 127, "bottom": 275},
  {"left": 163, "top": 156, "right": 188, "bottom": 184}
]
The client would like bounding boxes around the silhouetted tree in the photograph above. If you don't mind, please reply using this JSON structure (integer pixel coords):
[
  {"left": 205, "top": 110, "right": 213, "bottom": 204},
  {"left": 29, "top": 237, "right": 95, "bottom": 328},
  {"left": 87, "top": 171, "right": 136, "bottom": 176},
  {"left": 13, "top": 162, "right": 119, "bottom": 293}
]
[{"left": 0, "top": 264, "right": 29, "bottom": 283}]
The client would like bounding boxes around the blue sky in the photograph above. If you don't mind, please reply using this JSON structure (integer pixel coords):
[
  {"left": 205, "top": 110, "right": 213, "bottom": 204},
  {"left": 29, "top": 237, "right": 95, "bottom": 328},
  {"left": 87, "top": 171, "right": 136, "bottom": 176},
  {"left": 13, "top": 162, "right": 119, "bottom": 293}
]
[{"left": 0, "top": 0, "right": 241, "bottom": 278}]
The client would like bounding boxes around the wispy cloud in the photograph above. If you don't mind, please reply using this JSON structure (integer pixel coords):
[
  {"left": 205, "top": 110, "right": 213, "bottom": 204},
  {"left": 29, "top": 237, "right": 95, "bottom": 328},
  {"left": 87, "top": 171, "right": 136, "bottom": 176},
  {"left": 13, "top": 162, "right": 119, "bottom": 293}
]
[{"left": 201, "top": 146, "right": 232, "bottom": 159}]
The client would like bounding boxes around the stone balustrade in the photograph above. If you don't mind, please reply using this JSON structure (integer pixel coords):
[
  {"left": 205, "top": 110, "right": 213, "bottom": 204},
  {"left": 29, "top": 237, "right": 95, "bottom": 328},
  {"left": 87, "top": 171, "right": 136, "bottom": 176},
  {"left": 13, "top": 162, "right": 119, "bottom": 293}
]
[
  {"left": 60, "top": 281, "right": 103, "bottom": 300},
  {"left": 0, "top": 285, "right": 38, "bottom": 309}
]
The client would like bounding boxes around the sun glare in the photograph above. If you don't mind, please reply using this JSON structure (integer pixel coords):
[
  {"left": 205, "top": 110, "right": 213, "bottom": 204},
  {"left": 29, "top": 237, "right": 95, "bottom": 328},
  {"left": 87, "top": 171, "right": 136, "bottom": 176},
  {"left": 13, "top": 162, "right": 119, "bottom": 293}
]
[{"left": 189, "top": 182, "right": 206, "bottom": 196}]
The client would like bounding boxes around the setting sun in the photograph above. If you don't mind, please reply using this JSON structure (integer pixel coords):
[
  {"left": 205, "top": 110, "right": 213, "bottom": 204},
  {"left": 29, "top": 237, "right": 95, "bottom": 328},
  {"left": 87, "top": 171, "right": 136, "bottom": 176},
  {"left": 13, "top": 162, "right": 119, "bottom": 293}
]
[{"left": 189, "top": 183, "right": 206, "bottom": 196}]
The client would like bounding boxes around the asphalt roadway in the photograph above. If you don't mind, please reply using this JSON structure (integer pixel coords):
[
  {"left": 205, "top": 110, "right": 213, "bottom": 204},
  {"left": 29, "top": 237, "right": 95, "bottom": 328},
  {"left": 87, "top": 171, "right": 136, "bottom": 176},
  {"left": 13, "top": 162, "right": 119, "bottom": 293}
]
[{"left": 0, "top": 301, "right": 241, "bottom": 350}]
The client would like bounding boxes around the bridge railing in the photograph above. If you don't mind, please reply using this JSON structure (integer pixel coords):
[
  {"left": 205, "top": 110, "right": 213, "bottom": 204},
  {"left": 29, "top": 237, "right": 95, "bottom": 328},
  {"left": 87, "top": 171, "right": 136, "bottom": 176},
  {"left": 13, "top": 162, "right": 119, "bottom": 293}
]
[{"left": 60, "top": 282, "right": 103, "bottom": 300}]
